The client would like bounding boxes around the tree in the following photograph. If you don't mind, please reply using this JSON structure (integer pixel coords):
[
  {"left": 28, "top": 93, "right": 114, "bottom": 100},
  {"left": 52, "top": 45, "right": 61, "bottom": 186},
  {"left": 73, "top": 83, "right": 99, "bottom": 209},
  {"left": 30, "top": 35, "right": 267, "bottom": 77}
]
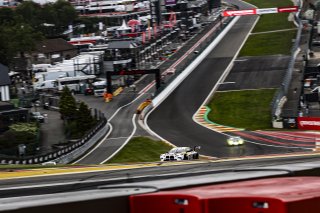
[
  {"left": 59, "top": 86, "right": 77, "bottom": 120},
  {"left": 15, "top": 1, "right": 42, "bottom": 29},
  {"left": 76, "top": 102, "right": 94, "bottom": 132},
  {"left": 0, "top": 7, "right": 17, "bottom": 25},
  {"left": 0, "top": 22, "right": 43, "bottom": 65}
]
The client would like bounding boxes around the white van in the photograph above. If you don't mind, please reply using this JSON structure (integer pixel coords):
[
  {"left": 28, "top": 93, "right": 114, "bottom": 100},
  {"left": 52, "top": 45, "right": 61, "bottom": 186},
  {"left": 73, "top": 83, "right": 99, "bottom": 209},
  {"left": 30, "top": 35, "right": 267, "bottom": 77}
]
[
  {"left": 35, "top": 80, "right": 57, "bottom": 91},
  {"left": 32, "top": 64, "right": 52, "bottom": 73},
  {"left": 92, "top": 80, "right": 107, "bottom": 97},
  {"left": 56, "top": 75, "right": 96, "bottom": 93}
]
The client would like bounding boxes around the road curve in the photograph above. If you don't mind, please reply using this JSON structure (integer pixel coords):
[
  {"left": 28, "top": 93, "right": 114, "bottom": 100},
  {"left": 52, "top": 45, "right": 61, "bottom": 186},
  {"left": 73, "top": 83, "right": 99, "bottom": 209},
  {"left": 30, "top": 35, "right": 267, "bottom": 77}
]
[{"left": 146, "top": 1, "right": 304, "bottom": 158}]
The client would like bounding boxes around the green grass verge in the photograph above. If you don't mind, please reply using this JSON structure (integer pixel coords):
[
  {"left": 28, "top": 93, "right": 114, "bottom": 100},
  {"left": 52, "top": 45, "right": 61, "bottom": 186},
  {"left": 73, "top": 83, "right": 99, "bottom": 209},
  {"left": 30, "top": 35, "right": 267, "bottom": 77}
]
[
  {"left": 107, "top": 137, "right": 173, "bottom": 163},
  {"left": 238, "top": 0, "right": 296, "bottom": 56},
  {"left": 253, "top": 13, "right": 296, "bottom": 33},
  {"left": 245, "top": 0, "right": 296, "bottom": 33},
  {"left": 245, "top": 0, "right": 295, "bottom": 8},
  {"left": 207, "top": 89, "right": 276, "bottom": 130},
  {"left": 239, "top": 30, "right": 296, "bottom": 56}
]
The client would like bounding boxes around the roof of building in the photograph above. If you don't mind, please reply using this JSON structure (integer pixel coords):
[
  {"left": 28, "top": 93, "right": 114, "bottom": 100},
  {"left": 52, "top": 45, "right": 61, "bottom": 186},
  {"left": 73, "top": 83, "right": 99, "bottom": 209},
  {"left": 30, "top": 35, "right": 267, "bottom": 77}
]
[
  {"left": 36, "top": 38, "right": 77, "bottom": 54},
  {"left": 108, "top": 40, "right": 138, "bottom": 49},
  {"left": 0, "top": 64, "right": 11, "bottom": 86}
]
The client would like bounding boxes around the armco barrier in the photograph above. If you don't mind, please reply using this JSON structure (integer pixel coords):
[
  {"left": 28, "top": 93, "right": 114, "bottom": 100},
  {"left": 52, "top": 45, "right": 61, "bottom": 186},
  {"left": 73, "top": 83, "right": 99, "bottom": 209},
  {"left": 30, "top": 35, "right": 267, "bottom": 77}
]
[
  {"left": 151, "top": 16, "right": 238, "bottom": 107},
  {"left": 271, "top": 1, "right": 303, "bottom": 118},
  {"left": 0, "top": 114, "right": 108, "bottom": 165}
]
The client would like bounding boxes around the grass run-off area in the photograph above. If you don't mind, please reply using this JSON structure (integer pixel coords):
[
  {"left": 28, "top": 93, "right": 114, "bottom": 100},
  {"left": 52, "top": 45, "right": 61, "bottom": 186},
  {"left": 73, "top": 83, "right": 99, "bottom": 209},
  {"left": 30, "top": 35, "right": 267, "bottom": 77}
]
[
  {"left": 239, "top": 30, "right": 296, "bottom": 56},
  {"left": 245, "top": 0, "right": 296, "bottom": 32},
  {"left": 238, "top": 0, "right": 296, "bottom": 57},
  {"left": 107, "top": 137, "right": 173, "bottom": 163},
  {"left": 245, "top": 0, "right": 295, "bottom": 9},
  {"left": 207, "top": 89, "right": 276, "bottom": 130}
]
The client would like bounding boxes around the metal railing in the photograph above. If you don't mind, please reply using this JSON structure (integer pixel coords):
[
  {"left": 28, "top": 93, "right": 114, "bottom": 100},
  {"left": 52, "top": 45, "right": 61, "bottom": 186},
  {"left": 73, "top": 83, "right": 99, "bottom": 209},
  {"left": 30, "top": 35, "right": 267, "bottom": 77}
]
[
  {"left": 270, "top": 3, "right": 303, "bottom": 118},
  {"left": 0, "top": 111, "right": 108, "bottom": 165},
  {"left": 155, "top": 17, "right": 234, "bottom": 96}
]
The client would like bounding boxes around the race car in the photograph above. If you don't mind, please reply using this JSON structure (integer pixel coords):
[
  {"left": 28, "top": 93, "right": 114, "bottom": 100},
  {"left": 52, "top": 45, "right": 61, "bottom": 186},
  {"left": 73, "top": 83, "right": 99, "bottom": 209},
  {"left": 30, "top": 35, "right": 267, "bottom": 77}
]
[
  {"left": 227, "top": 136, "right": 244, "bottom": 146},
  {"left": 160, "top": 146, "right": 200, "bottom": 161}
]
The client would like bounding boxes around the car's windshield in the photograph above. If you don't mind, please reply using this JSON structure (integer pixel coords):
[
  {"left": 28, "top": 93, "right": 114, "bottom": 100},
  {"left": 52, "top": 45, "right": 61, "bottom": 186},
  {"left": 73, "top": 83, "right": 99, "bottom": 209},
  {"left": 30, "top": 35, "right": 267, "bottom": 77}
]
[{"left": 168, "top": 147, "right": 189, "bottom": 153}]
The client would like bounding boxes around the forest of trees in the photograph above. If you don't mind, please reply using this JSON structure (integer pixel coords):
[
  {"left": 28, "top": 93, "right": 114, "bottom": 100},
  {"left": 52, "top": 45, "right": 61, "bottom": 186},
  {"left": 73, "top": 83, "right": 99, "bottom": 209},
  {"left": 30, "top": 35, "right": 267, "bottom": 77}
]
[{"left": 0, "top": 0, "right": 100, "bottom": 66}]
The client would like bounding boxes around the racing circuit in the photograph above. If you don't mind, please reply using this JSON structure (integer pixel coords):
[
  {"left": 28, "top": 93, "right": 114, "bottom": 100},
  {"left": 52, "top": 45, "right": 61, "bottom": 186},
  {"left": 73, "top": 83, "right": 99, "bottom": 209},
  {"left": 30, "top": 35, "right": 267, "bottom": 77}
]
[{"left": 2, "top": 0, "right": 320, "bottom": 212}]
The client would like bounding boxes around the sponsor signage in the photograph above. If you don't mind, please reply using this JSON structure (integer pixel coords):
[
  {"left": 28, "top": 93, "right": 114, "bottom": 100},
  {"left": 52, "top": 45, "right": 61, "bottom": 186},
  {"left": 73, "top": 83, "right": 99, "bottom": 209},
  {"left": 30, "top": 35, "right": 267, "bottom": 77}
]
[
  {"left": 278, "top": 6, "right": 298, "bottom": 13},
  {"left": 297, "top": 117, "right": 320, "bottom": 130},
  {"left": 223, "top": 9, "right": 256, "bottom": 17},
  {"left": 256, "top": 8, "right": 277, "bottom": 15},
  {"left": 223, "top": 6, "right": 298, "bottom": 17}
]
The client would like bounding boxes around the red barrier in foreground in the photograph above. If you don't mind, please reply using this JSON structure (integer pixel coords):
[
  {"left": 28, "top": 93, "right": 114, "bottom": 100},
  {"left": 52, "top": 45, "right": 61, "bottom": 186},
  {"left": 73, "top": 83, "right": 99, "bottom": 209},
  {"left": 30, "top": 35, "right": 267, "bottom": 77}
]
[
  {"left": 297, "top": 117, "right": 320, "bottom": 130},
  {"left": 130, "top": 177, "right": 320, "bottom": 213}
]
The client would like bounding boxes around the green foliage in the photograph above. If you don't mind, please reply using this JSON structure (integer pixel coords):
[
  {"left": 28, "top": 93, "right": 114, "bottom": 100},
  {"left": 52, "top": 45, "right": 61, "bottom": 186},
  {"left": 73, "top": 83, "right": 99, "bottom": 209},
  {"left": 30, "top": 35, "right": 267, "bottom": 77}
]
[
  {"left": 64, "top": 120, "right": 82, "bottom": 139},
  {"left": 76, "top": 102, "right": 94, "bottom": 133},
  {"left": 0, "top": 7, "right": 16, "bottom": 25},
  {"left": 15, "top": 1, "right": 42, "bottom": 27},
  {"left": 0, "top": 0, "right": 77, "bottom": 65},
  {"left": 0, "top": 123, "right": 39, "bottom": 154},
  {"left": 53, "top": 0, "right": 78, "bottom": 27},
  {"left": 207, "top": 89, "right": 276, "bottom": 130},
  {"left": 59, "top": 91, "right": 96, "bottom": 139},
  {"left": 107, "top": 137, "right": 173, "bottom": 163},
  {"left": 59, "top": 86, "right": 77, "bottom": 120},
  {"left": 9, "top": 123, "right": 38, "bottom": 134},
  {"left": 0, "top": 22, "right": 43, "bottom": 64}
]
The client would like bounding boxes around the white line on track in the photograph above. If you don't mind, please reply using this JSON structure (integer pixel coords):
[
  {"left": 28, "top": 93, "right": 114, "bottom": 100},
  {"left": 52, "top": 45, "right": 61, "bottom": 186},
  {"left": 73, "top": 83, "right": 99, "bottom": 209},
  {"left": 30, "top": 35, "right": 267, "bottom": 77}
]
[
  {"left": 73, "top": 91, "right": 147, "bottom": 164},
  {"left": 100, "top": 114, "right": 137, "bottom": 164},
  {"left": 72, "top": 122, "right": 113, "bottom": 164}
]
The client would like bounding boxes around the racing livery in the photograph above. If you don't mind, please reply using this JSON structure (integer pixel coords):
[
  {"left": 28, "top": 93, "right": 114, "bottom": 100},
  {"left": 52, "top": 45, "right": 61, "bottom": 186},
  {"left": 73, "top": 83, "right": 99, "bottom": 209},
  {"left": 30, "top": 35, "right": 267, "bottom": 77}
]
[{"left": 160, "top": 146, "right": 200, "bottom": 161}]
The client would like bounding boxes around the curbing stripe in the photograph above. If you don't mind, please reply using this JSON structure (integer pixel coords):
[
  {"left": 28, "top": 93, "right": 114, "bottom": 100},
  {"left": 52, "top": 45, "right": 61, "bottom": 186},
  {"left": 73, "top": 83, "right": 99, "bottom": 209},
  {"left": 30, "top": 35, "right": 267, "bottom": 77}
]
[{"left": 194, "top": 106, "right": 244, "bottom": 133}]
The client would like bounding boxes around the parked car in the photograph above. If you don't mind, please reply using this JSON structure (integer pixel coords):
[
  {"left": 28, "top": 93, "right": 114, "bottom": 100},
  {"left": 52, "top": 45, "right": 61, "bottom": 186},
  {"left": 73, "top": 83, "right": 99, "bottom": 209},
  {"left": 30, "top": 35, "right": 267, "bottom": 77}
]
[
  {"left": 30, "top": 112, "right": 45, "bottom": 123},
  {"left": 160, "top": 146, "right": 200, "bottom": 161},
  {"left": 227, "top": 136, "right": 244, "bottom": 146},
  {"left": 84, "top": 87, "right": 94, "bottom": 95}
]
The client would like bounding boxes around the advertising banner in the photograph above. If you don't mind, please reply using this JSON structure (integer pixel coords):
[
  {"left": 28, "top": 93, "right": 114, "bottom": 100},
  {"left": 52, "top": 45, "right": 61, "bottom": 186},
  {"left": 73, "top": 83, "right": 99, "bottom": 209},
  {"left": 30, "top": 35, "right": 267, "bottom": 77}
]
[
  {"left": 278, "top": 6, "right": 299, "bottom": 13},
  {"left": 256, "top": 8, "right": 277, "bottom": 15},
  {"left": 222, "top": 9, "right": 256, "bottom": 17},
  {"left": 297, "top": 117, "right": 320, "bottom": 130},
  {"left": 223, "top": 6, "right": 298, "bottom": 17}
]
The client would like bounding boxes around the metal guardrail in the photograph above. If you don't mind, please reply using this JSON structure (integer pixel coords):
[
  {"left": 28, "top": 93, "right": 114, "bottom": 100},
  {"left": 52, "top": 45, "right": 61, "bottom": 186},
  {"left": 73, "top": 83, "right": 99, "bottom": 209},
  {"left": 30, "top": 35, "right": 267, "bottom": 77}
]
[
  {"left": 270, "top": 3, "right": 303, "bottom": 118},
  {"left": 0, "top": 114, "right": 108, "bottom": 165},
  {"left": 155, "top": 17, "right": 234, "bottom": 96}
]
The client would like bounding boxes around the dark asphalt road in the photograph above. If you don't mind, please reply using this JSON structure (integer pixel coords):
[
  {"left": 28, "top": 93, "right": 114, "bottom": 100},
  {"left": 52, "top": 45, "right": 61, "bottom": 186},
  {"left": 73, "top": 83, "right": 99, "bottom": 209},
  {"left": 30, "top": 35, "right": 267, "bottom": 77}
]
[
  {"left": 146, "top": 4, "right": 303, "bottom": 157},
  {"left": 75, "top": 93, "right": 149, "bottom": 164}
]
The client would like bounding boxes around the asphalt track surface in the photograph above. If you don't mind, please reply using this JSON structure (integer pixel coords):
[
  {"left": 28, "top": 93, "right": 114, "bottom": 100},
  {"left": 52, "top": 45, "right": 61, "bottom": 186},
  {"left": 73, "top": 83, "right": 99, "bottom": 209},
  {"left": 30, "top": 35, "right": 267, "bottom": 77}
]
[
  {"left": 147, "top": 4, "right": 306, "bottom": 158},
  {"left": 1, "top": 154, "right": 320, "bottom": 198}
]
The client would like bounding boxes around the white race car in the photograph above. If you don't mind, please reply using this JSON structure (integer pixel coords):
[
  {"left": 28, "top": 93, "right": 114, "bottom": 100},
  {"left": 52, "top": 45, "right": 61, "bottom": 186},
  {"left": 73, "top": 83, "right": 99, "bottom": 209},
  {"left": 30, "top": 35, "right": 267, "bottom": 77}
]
[
  {"left": 160, "top": 146, "right": 200, "bottom": 161},
  {"left": 227, "top": 136, "right": 244, "bottom": 146}
]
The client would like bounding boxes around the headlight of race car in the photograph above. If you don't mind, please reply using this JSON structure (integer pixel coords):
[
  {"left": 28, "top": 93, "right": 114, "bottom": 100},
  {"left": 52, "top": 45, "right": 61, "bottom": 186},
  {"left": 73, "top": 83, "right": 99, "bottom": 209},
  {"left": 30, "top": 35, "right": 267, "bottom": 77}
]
[{"left": 227, "top": 137, "right": 244, "bottom": 146}]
